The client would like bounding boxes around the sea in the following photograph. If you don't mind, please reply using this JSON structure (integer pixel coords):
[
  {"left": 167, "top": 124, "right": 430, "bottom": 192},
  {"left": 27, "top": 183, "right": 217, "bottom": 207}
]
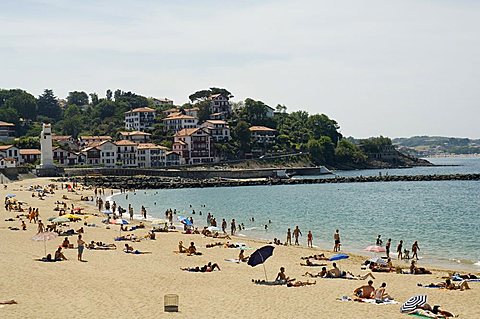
[{"left": 109, "top": 156, "right": 480, "bottom": 272}]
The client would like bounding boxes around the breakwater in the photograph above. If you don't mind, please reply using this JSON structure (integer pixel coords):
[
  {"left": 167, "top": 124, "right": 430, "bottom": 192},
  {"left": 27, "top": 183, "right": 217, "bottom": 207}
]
[{"left": 71, "top": 173, "right": 480, "bottom": 190}]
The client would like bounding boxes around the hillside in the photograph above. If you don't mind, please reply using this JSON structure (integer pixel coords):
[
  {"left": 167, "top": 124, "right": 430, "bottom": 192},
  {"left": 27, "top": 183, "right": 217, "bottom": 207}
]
[{"left": 393, "top": 136, "right": 480, "bottom": 156}]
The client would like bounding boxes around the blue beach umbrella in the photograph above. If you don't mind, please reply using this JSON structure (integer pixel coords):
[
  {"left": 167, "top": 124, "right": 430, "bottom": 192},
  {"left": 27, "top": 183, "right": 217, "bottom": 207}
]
[
  {"left": 178, "top": 216, "right": 193, "bottom": 226},
  {"left": 329, "top": 253, "right": 349, "bottom": 261},
  {"left": 248, "top": 245, "right": 275, "bottom": 280},
  {"left": 6, "top": 194, "right": 16, "bottom": 198}
]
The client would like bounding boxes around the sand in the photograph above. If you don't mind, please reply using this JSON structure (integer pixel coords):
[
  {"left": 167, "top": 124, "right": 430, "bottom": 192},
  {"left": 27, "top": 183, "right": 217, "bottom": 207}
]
[{"left": 0, "top": 178, "right": 479, "bottom": 319}]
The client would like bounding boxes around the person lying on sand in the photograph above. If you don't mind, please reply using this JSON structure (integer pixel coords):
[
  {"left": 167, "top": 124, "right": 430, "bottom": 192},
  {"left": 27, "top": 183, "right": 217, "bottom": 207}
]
[
  {"left": 353, "top": 280, "right": 375, "bottom": 299},
  {"left": 423, "top": 279, "right": 471, "bottom": 291},
  {"left": 287, "top": 280, "right": 316, "bottom": 287},
  {"left": 300, "top": 259, "right": 326, "bottom": 267},
  {"left": 410, "top": 304, "right": 456, "bottom": 318},
  {"left": 304, "top": 267, "right": 328, "bottom": 278},
  {"left": 443, "top": 273, "right": 478, "bottom": 280},
  {"left": 123, "top": 244, "right": 150, "bottom": 254},
  {"left": 181, "top": 262, "right": 221, "bottom": 272},
  {"left": 0, "top": 300, "right": 17, "bottom": 305},
  {"left": 301, "top": 253, "right": 328, "bottom": 260},
  {"left": 87, "top": 241, "right": 116, "bottom": 250},
  {"left": 327, "top": 263, "right": 346, "bottom": 278},
  {"left": 410, "top": 260, "right": 432, "bottom": 274},
  {"left": 206, "top": 242, "right": 224, "bottom": 248}
]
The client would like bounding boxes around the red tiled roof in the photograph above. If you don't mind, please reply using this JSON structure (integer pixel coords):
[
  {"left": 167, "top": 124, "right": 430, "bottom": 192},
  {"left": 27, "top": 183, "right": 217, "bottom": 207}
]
[
  {"left": 0, "top": 121, "right": 15, "bottom": 126},
  {"left": 174, "top": 128, "right": 200, "bottom": 137},
  {"left": 249, "top": 126, "right": 277, "bottom": 132},
  {"left": 125, "top": 107, "right": 156, "bottom": 113},
  {"left": 115, "top": 140, "right": 137, "bottom": 146},
  {"left": 19, "top": 149, "right": 41, "bottom": 155},
  {"left": 163, "top": 115, "right": 195, "bottom": 121}
]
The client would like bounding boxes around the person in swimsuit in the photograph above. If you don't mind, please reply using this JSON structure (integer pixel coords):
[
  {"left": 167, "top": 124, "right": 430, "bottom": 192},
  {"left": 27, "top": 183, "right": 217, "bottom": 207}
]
[
  {"left": 333, "top": 229, "right": 340, "bottom": 252},
  {"left": 397, "top": 240, "right": 403, "bottom": 260},
  {"left": 307, "top": 231, "right": 313, "bottom": 248},
  {"left": 385, "top": 238, "right": 391, "bottom": 258},
  {"left": 353, "top": 280, "right": 375, "bottom": 299},
  {"left": 412, "top": 241, "right": 420, "bottom": 260},
  {"left": 286, "top": 228, "right": 292, "bottom": 245},
  {"left": 77, "top": 234, "right": 85, "bottom": 261}
]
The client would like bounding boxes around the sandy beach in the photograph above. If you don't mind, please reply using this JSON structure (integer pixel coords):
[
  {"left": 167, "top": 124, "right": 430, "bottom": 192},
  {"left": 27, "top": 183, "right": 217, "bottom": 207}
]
[{"left": 0, "top": 178, "right": 478, "bottom": 319}]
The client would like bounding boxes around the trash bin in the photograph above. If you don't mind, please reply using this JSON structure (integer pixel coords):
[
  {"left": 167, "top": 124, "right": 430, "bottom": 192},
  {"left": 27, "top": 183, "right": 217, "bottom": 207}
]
[{"left": 164, "top": 294, "right": 179, "bottom": 312}]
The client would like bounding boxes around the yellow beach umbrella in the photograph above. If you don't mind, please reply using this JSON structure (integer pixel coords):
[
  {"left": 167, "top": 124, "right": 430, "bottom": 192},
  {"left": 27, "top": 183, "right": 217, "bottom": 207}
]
[{"left": 63, "top": 214, "right": 82, "bottom": 220}]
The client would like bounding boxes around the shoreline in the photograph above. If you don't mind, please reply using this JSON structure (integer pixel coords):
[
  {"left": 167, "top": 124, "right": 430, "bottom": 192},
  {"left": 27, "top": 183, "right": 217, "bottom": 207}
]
[
  {"left": 1, "top": 177, "right": 479, "bottom": 318},
  {"left": 107, "top": 189, "right": 480, "bottom": 274}
]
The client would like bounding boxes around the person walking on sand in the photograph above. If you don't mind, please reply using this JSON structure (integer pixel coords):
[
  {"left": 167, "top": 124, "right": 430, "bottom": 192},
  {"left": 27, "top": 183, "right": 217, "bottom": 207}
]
[
  {"left": 307, "top": 231, "right": 313, "bottom": 248},
  {"left": 37, "top": 220, "right": 44, "bottom": 234},
  {"left": 222, "top": 219, "right": 227, "bottom": 233},
  {"left": 397, "top": 240, "right": 403, "bottom": 260},
  {"left": 411, "top": 241, "right": 420, "bottom": 260},
  {"left": 77, "top": 234, "right": 86, "bottom": 261},
  {"left": 386, "top": 238, "right": 391, "bottom": 258},
  {"left": 293, "top": 226, "right": 302, "bottom": 245},
  {"left": 333, "top": 229, "right": 341, "bottom": 252},
  {"left": 286, "top": 228, "right": 292, "bottom": 245}
]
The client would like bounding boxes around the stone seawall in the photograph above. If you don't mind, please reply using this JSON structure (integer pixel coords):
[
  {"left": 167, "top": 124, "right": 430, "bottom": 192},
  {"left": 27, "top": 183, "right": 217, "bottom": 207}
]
[{"left": 69, "top": 173, "right": 480, "bottom": 190}]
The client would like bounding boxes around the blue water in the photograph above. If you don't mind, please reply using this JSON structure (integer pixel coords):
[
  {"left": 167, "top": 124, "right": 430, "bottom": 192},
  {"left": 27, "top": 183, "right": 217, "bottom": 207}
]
[{"left": 110, "top": 156, "right": 480, "bottom": 271}]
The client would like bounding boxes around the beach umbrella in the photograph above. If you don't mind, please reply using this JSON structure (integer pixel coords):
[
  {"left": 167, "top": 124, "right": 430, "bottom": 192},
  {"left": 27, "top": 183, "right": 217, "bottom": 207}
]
[
  {"left": 400, "top": 295, "right": 428, "bottom": 313},
  {"left": 329, "top": 253, "right": 349, "bottom": 261},
  {"left": 178, "top": 216, "right": 193, "bottom": 226},
  {"left": 113, "top": 219, "right": 129, "bottom": 234},
  {"left": 73, "top": 207, "right": 83, "bottom": 211},
  {"left": 369, "top": 256, "right": 387, "bottom": 266},
  {"left": 63, "top": 214, "right": 82, "bottom": 220},
  {"left": 102, "top": 210, "right": 113, "bottom": 215},
  {"left": 52, "top": 217, "right": 70, "bottom": 224},
  {"left": 31, "top": 232, "right": 58, "bottom": 256},
  {"left": 364, "top": 245, "right": 386, "bottom": 253},
  {"left": 5, "top": 194, "right": 16, "bottom": 198},
  {"left": 247, "top": 245, "right": 275, "bottom": 280},
  {"left": 47, "top": 216, "right": 58, "bottom": 221}
]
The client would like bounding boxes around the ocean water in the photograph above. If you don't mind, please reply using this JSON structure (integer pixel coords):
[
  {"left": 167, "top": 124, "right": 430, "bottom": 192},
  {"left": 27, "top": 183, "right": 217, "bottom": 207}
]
[{"left": 110, "top": 157, "right": 480, "bottom": 271}]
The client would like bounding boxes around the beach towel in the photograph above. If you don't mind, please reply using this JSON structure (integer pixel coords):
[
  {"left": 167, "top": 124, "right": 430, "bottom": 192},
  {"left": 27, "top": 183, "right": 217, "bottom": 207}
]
[
  {"left": 254, "top": 280, "right": 286, "bottom": 286},
  {"left": 224, "top": 259, "right": 241, "bottom": 263},
  {"left": 337, "top": 297, "right": 398, "bottom": 305}
]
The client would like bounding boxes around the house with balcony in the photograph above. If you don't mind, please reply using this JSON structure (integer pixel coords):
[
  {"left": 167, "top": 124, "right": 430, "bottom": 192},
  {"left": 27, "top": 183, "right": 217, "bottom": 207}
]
[
  {"left": 82, "top": 146, "right": 101, "bottom": 166},
  {"left": 249, "top": 126, "right": 277, "bottom": 144},
  {"left": 0, "top": 121, "right": 15, "bottom": 141},
  {"left": 162, "top": 115, "right": 198, "bottom": 133},
  {"left": 19, "top": 149, "right": 41, "bottom": 165},
  {"left": 172, "top": 128, "right": 214, "bottom": 165},
  {"left": 118, "top": 131, "right": 151, "bottom": 143},
  {"left": 96, "top": 141, "right": 117, "bottom": 168},
  {"left": 53, "top": 147, "right": 85, "bottom": 166},
  {"left": 124, "top": 107, "right": 156, "bottom": 131},
  {"left": 201, "top": 120, "right": 230, "bottom": 142},
  {"left": 208, "top": 94, "right": 231, "bottom": 119},
  {"left": 166, "top": 151, "right": 181, "bottom": 166},
  {"left": 115, "top": 140, "right": 138, "bottom": 167},
  {"left": 137, "top": 143, "right": 168, "bottom": 168}
]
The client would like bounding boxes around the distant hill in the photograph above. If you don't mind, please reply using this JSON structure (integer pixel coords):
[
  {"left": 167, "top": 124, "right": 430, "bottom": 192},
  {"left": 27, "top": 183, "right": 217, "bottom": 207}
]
[{"left": 392, "top": 136, "right": 480, "bottom": 156}]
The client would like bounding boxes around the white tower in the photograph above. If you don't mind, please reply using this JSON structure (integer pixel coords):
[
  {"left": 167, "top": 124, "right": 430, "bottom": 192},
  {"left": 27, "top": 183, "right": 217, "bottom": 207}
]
[{"left": 40, "top": 123, "right": 54, "bottom": 168}]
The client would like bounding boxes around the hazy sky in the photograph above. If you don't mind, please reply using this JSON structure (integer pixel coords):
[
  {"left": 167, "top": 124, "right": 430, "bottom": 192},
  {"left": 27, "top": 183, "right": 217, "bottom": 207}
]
[{"left": 1, "top": 0, "right": 479, "bottom": 138}]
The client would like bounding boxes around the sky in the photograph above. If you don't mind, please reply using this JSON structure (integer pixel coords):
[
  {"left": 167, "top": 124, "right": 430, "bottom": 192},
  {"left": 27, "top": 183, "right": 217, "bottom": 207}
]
[{"left": 1, "top": 0, "right": 479, "bottom": 138}]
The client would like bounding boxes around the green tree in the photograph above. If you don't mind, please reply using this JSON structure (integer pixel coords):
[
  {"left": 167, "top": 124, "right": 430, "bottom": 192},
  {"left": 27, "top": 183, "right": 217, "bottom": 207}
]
[
  {"left": 14, "top": 136, "right": 40, "bottom": 149},
  {"left": 360, "top": 136, "right": 392, "bottom": 153},
  {"left": 335, "top": 139, "right": 367, "bottom": 163},
  {"left": 4, "top": 91, "right": 37, "bottom": 120},
  {"left": 60, "top": 105, "right": 84, "bottom": 138},
  {"left": 106, "top": 89, "right": 112, "bottom": 101},
  {"left": 90, "top": 93, "right": 99, "bottom": 106},
  {"left": 196, "top": 100, "right": 212, "bottom": 123},
  {"left": 307, "top": 114, "right": 342, "bottom": 144},
  {"left": 233, "top": 121, "right": 251, "bottom": 155},
  {"left": 37, "top": 89, "right": 62, "bottom": 121},
  {"left": 96, "top": 100, "right": 116, "bottom": 120},
  {"left": 67, "top": 91, "right": 89, "bottom": 106},
  {"left": 307, "top": 139, "right": 323, "bottom": 165}
]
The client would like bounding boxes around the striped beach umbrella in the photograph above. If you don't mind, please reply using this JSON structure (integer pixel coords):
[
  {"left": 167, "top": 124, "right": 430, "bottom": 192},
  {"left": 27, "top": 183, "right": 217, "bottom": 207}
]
[
  {"left": 31, "top": 232, "right": 58, "bottom": 256},
  {"left": 400, "top": 295, "right": 427, "bottom": 313},
  {"left": 364, "top": 245, "right": 386, "bottom": 253}
]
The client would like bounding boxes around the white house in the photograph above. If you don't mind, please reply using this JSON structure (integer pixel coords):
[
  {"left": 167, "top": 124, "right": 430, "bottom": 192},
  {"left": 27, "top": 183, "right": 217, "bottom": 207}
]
[
  {"left": 118, "top": 131, "right": 151, "bottom": 143},
  {"left": 172, "top": 128, "right": 214, "bottom": 165},
  {"left": 0, "top": 157, "right": 16, "bottom": 168},
  {"left": 115, "top": 140, "right": 138, "bottom": 168},
  {"left": 137, "top": 143, "right": 168, "bottom": 168},
  {"left": 53, "top": 147, "right": 84, "bottom": 166},
  {"left": 0, "top": 145, "right": 20, "bottom": 163},
  {"left": 124, "top": 107, "right": 156, "bottom": 131},
  {"left": 201, "top": 120, "right": 230, "bottom": 142},
  {"left": 81, "top": 146, "right": 101, "bottom": 166},
  {"left": 184, "top": 107, "right": 199, "bottom": 118},
  {"left": 209, "top": 94, "right": 231, "bottom": 118},
  {"left": 151, "top": 97, "right": 174, "bottom": 107},
  {"left": 162, "top": 108, "right": 180, "bottom": 118},
  {"left": 249, "top": 126, "right": 277, "bottom": 144},
  {"left": 97, "top": 141, "right": 118, "bottom": 168},
  {"left": 162, "top": 114, "right": 198, "bottom": 133}
]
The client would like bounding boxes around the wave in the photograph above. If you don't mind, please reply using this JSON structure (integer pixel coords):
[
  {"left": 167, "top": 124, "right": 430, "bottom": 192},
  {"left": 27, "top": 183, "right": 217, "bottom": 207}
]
[{"left": 475, "top": 261, "right": 480, "bottom": 267}]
